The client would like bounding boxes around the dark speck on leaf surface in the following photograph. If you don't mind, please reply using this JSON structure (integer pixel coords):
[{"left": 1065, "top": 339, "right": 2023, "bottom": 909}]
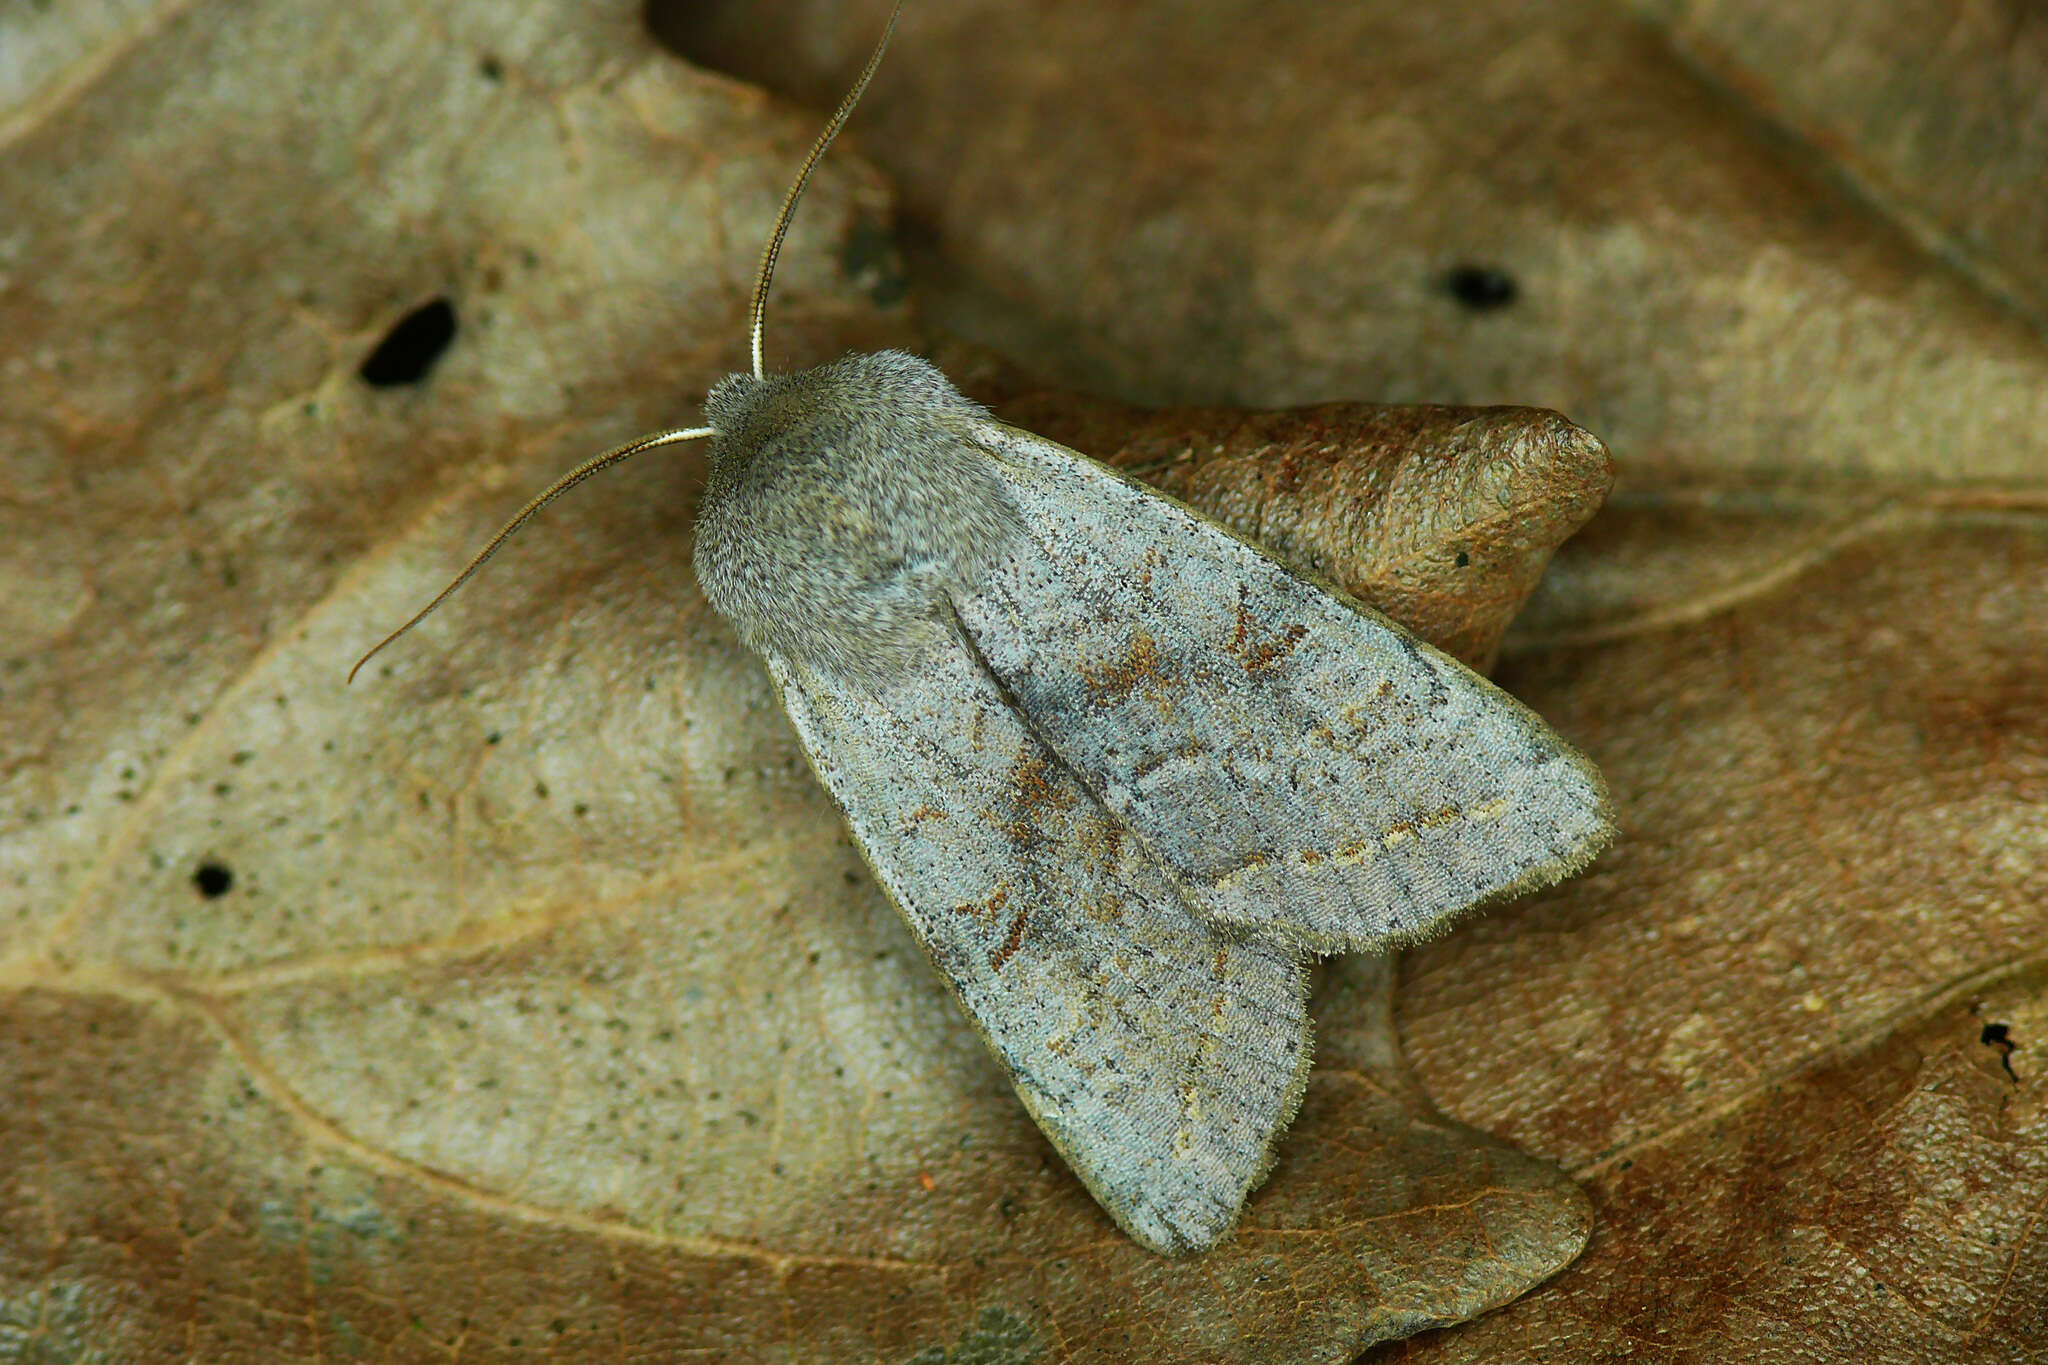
[
  {"left": 360, "top": 298, "right": 458, "bottom": 386},
  {"left": 1445, "top": 264, "right": 1518, "bottom": 311}
]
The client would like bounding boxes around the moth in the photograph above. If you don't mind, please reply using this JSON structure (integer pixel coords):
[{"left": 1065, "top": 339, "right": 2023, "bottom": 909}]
[{"left": 354, "top": 2, "right": 1614, "bottom": 1256}]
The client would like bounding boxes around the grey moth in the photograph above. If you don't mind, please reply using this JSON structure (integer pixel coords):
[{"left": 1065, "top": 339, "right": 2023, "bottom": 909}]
[{"left": 355, "top": 2, "right": 1614, "bottom": 1255}]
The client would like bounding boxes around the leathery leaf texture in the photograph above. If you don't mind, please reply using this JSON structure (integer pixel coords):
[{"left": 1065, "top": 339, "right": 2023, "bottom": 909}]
[{"left": 11, "top": 0, "right": 2045, "bottom": 1361}]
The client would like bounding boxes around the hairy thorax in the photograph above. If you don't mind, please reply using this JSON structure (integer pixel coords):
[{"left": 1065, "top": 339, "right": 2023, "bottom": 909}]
[{"left": 693, "top": 351, "right": 1024, "bottom": 685}]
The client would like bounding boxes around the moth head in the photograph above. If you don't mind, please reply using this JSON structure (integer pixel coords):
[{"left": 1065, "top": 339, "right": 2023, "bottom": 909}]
[
  {"left": 702, "top": 352, "right": 981, "bottom": 465},
  {"left": 701, "top": 370, "right": 764, "bottom": 441}
]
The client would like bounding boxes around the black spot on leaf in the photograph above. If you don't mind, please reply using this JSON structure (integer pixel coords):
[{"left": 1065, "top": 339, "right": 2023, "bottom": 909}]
[
  {"left": 1445, "top": 264, "right": 1518, "bottom": 311},
  {"left": 360, "top": 298, "right": 458, "bottom": 387},
  {"left": 193, "top": 861, "right": 234, "bottom": 898}
]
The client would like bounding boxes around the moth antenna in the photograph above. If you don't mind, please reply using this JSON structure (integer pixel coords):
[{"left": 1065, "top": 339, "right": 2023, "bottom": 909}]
[
  {"left": 748, "top": 0, "right": 905, "bottom": 380},
  {"left": 347, "top": 425, "right": 714, "bottom": 684}
]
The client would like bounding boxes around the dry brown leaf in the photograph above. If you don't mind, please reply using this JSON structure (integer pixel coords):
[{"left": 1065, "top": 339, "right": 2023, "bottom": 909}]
[
  {"left": 1629, "top": 0, "right": 2048, "bottom": 322},
  {"left": 0, "top": 0, "right": 1614, "bottom": 1361},
  {"left": 8, "top": 0, "right": 2045, "bottom": 1361},
  {"left": 661, "top": 5, "right": 2048, "bottom": 1357},
  {"left": 1388, "top": 496, "right": 2048, "bottom": 1362},
  {"left": 972, "top": 378, "right": 1613, "bottom": 674},
  {"left": 668, "top": 0, "right": 2048, "bottom": 485}
]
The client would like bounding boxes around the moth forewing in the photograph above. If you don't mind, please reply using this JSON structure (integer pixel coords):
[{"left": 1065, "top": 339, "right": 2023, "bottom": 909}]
[
  {"left": 766, "top": 635, "right": 1313, "bottom": 1257},
  {"left": 957, "top": 420, "right": 1616, "bottom": 955}
]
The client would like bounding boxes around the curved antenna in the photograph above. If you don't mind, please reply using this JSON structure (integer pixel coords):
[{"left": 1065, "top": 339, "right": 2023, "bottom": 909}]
[
  {"left": 748, "top": 0, "right": 906, "bottom": 380},
  {"left": 347, "top": 426, "right": 714, "bottom": 683},
  {"left": 352, "top": 7, "right": 906, "bottom": 684}
]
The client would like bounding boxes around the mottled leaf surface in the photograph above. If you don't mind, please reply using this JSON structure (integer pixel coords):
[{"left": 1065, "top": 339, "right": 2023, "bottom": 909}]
[
  {"left": 672, "top": 0, "right": 2048, "bottom": 485},
  {"left": 1, "top": 0, "right": 1593, "bottom": 1361},
  {"left": 671, "top": 5, "right": 2048, "bottom": 1356},
  {"left": 8, "top": 0, "right": 2044, "bottom": 1361}
]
